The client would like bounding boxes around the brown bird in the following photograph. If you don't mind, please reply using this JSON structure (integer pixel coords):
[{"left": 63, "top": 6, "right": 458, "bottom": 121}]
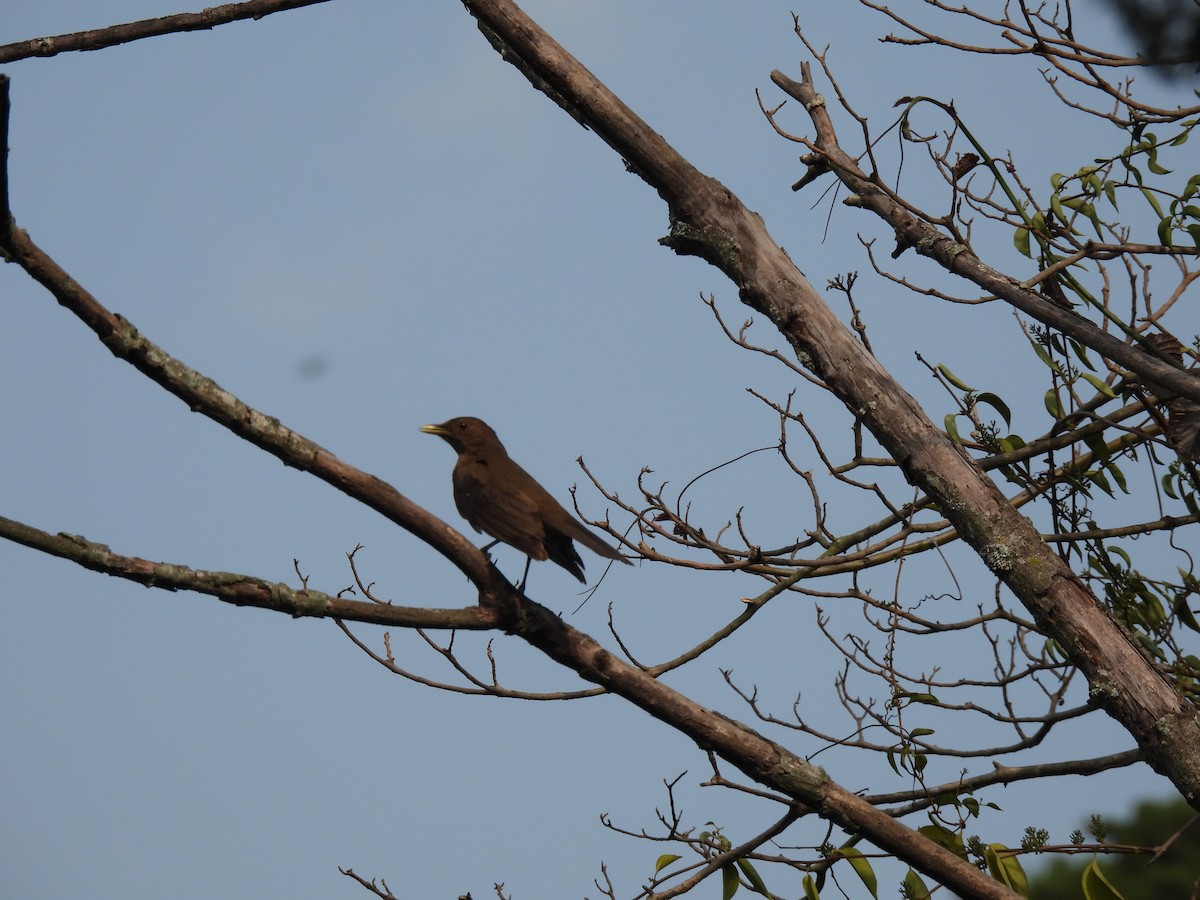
[{"left": 420, "top": 416, "right": 631, "bottom": 584}]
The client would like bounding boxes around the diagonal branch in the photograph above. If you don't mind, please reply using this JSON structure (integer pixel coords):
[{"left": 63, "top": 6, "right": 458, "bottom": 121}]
[
  {"left": 769, "top": 66, "right": 1200, "bottom": 407},
  {"left": 0, "top": 214, "right": 492, "bottom": 587},
  {"left": 650, "top": 807, "right": 804, "bottom": 899},
  {"left": 0, "top": 68, "right": 1020, "bottom": 897},
  {"left": 0, "top": 77, "right": 491, "bottom": 595},
  {"left": 1, "top": 54, "right": 1019, "bottom": 897},
  {"left": 455, "top": 0, "right": 1200, "bottom": 822},
  {"left": 0, "top": 0, "right": 333, "bottom": 64}
]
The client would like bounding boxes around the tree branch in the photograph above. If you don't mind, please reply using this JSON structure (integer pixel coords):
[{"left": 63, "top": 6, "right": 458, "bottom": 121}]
[
  {"left": 0, "top": 514, "right": 493, "bottom": 628},
  {"left": 0, "top": 0, "right": 333, "bottom": 64},
  {"left": 455, "top": 0, "right": 1200, "bottom": 820},
  {"left": 0, "top": 79, "right": 493, "bottom": 597},
  {"left": 866, "top": 748, "right": 1144, "bottom": 813},
  {"left": 770, "top": 66, "right": 1200, "bottom": 407},
  {"left": 0, "top": 67, "right": 1029, "bottom": 897}
]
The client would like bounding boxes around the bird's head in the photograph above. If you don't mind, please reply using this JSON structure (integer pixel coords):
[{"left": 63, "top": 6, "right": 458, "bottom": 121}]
[{"left": 420, "top": 417, "right": 505, "bottom": 455}]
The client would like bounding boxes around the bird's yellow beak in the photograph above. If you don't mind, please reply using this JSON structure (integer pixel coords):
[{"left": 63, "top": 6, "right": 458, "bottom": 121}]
[{"left": 419, "top": 424, "right": 449, "bottom": 436}]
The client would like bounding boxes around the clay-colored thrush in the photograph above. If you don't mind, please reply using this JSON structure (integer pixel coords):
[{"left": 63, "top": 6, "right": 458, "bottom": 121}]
[{"left": 421, "top": 416, "right": 630, "bottom": 583}]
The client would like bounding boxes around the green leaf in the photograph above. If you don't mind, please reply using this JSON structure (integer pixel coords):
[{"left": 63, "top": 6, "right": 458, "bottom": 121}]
[
  {"left": 1090, "top": 468, "right": 1115, "bottom": 498},
  {"left": 937, "top": 364, "right": 974, "bottom": 391},
  {"left": 1107, "top": 461, "right": 1129, "bottom": 494},
  {"left": 1051, "top": 193, "right": 1067, "bottom": 223},
  {"left": 1158, "top": 215, "right": 1175, "bottom": 247},
  {"left": 898, "top": 691, "right": 940, "bottom": 705},
  {"left": 1014, "top": 225, "right": 1032, "bottom": 257},
  {"left": 654, "top": 854, "right": 682, "bottom": 873},
  {"left": 1031, "top": 339, "right": 1060, "bottom": 372},
  {"left": 1103, "top": 180, "right": 1119, "bottom": 208},
  {"left": 1085, "top": 430, "right": 1111, "bottom": 464},
  {"left": 1176, "top": 592, "right": 1200, "bottom": 634},
  {"left": 1081, "top": 858, "right": 1127, "bottom": 900},
  {"left": 1044, "top": 388, "right": 1065, "bottom": 420},
  {"left": 997, "top": 433, "right": 1026, "bottom": 453},
  {"left": 1138, "top": 588, "right": 1166, "bottom": 627},
  {"left": 976, "top": 391, "right": 1012, "bottom": 426},
  {"left": 984, "top": 844, "right": 1029, "bottom": 896},
  {"left": 1031, "top": 209, "right": 1047, "bottom": 236},
  {"left": 1045, "top": 637, "right": 1066, "bottom": 662},
  {"left": 902, "top": 868, "right": 931, "bottom": 900},
  {"left": 1163, "top": 472, "right": 1180, "bottom": 499},
  {"left": 945, "top": 414, "right": 964, "bottom": 445},
  {"left": 1186, "top": 223, "right": 1200, "bottom": 255},
  {"left": 1068, "top": 336, "right": 1094, "bottom": 367},
  {"left": 1080, "top": 372, "right": 1117, "bottom": 398},
  {"left": 722, "top": 863, "right": 740, "bottom": 899},
  {"left": 802, "top": 873, "right": 821, "bottom": 900},
  {"left": 735, "top": 859, "right": 769, "bottom": 896},
  {"left": 919, "top": 823, "right": 967, "bottom": 857},
  {"left": 831, "top": 848, "right": 878, "bottom": 898},
  {"left": 1125, "top": 157, "right": 1145, "bottom": 185},
  {"left": 1141, "top": 186, "right": 1164, "bottom": 217}
]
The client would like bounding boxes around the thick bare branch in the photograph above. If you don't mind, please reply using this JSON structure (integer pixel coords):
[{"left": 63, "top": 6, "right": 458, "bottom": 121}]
[
  {"left": 455, "top": 0, "right": 1200, "bottom": 817},
  {"left": 0, "top": 0, "right": 332, "bottom": 64}
]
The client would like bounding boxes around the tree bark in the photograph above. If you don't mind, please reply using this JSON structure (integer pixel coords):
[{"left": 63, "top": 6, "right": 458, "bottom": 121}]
[{"left": 457, "top": 0, "right": 1200, "bottom": 812}]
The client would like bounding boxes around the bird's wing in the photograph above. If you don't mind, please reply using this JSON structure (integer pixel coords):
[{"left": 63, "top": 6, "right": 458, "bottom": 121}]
[
  {"left": 559, "top": 517, "right": 631, "bottom": 564},
  {"left": 532, "top": 481, "right": 630, "bottom": 564},
  {"left": 540, "top": 528, "right": 587, "bottom": 582},
  {"left": 506, "top": 461, "right": 628, "bottom": 568},
  {"left": 453, "top": 458, "right": 549, "bottom": 560}
]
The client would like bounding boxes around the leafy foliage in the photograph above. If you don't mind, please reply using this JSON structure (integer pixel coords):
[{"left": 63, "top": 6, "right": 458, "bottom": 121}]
[{"left": 1028, "top": 796, "right": 1200, "bottom": 899}]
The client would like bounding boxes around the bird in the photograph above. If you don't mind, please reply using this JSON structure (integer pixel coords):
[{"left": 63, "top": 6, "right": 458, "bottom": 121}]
[{"left": 420, "top": 416, "right": 631, "bottom": 585}]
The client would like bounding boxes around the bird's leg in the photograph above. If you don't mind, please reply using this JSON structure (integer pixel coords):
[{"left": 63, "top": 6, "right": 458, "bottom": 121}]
[
  {"left": 480, "top": 539, "right": 500, "bottom": 558},
  {"left": 515, "top": 555, "right": 532, "bottom": 592}
]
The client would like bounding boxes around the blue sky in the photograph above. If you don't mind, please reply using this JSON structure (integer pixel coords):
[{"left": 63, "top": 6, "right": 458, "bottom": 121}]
[{"left": 2, "top": 2, "right": 1195, "bottom": 898}]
